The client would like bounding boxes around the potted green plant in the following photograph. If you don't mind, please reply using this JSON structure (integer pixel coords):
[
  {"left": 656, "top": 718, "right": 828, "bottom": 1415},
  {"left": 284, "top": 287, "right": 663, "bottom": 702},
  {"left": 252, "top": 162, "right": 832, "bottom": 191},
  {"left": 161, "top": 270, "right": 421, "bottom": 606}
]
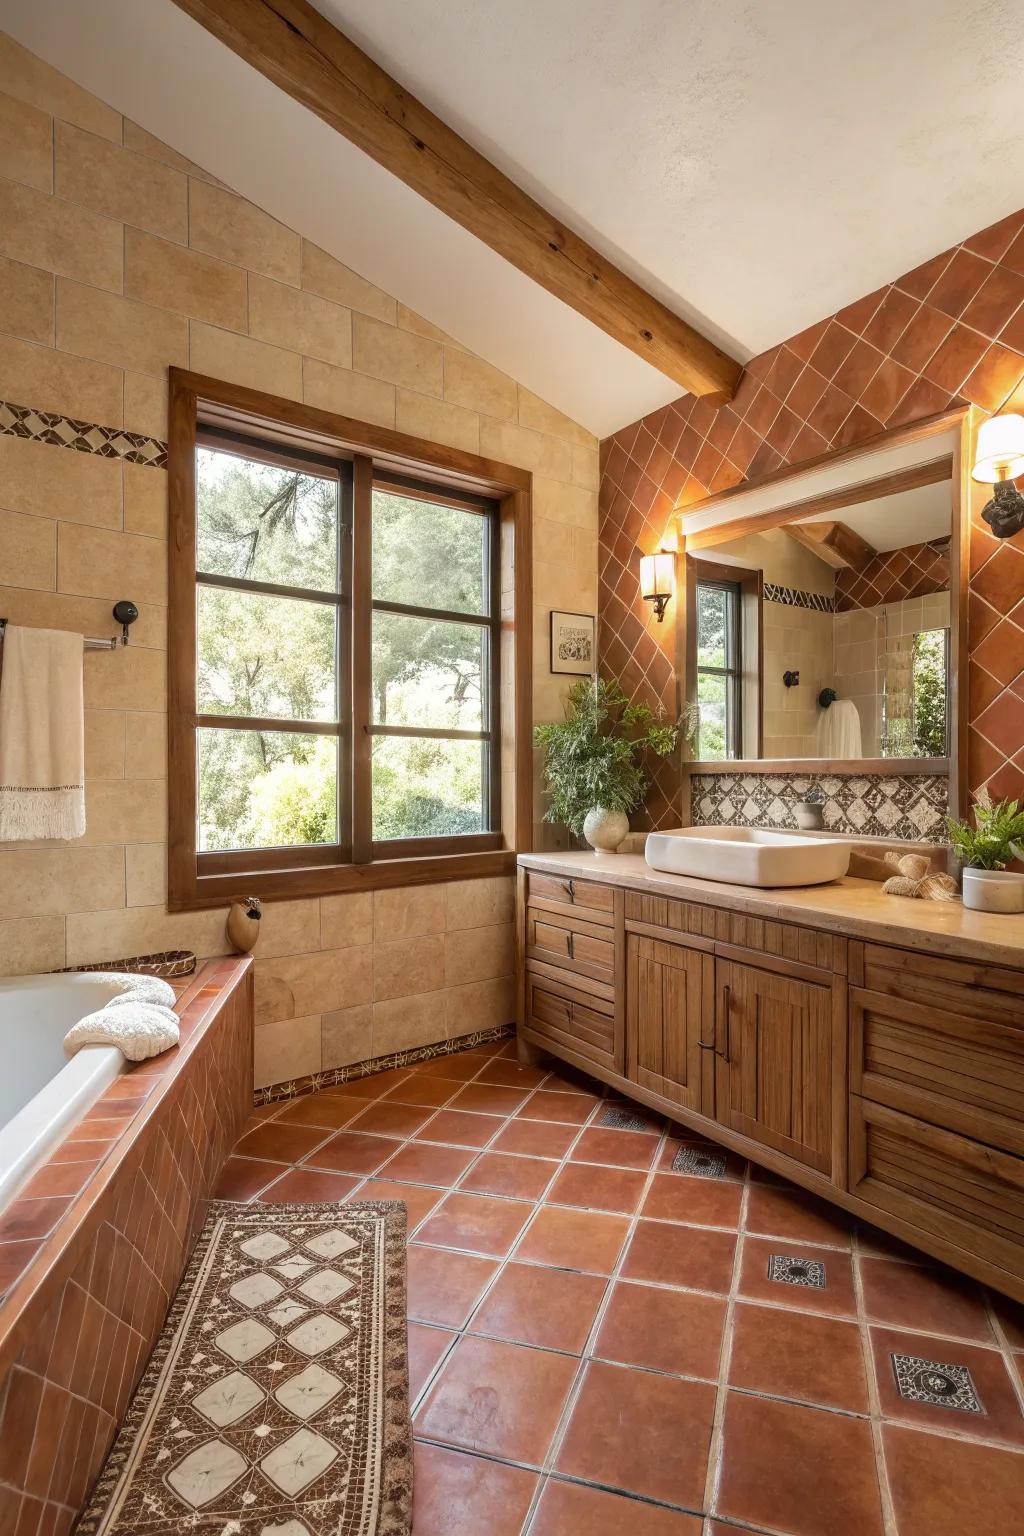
[
  {"left": 534, "top": 677, "right": 680, "bottom": 854},
  {"left": 946, "top": 790, "right": 1024, "bottom": 912}
]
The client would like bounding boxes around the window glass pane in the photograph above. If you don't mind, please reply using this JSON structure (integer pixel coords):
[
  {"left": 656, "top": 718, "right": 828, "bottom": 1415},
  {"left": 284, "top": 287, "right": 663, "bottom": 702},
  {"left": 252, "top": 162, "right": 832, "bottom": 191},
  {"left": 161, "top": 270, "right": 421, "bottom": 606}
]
[
  {"left": 696, "top": 584, "right": 733, "bottom": 669},
  {"left": 197, "top": 445, "right": 339, "bottom": 591},
  {"left": 696, "top": 671, "right": 733, "bottom": 761},
  {"left": 372, "top": 736, "right": 484, "bottom": 839},
  {"left": 372, "top": 489, "right": 485, "bottom": 613},
  {"left": 198, "top": 729, "right": 337, "bottom": 850},
  {"left": 371, "top": 612, "right": 484, "bottom": 730},
  {"left": 912, "top": 627, "right": 949, "bottom": 757},
  {"left": 197, "top": 587, "right": 337, "bottom": 721}
]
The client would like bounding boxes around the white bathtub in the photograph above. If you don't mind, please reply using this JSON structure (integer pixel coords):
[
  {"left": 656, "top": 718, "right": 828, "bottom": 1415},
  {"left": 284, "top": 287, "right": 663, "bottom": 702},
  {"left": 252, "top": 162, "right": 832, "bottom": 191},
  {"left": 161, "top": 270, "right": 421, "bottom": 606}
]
[{"left": 0, "top": 973, "right": 127, "bottom": 1213}]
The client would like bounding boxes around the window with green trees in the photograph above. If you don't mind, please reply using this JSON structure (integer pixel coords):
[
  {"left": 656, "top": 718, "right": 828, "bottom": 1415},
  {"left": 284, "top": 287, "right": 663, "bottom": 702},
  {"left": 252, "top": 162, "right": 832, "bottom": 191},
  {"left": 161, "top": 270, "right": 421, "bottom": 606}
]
[{"left": 694, "top": 579, "right": 741, "bottom": 759}]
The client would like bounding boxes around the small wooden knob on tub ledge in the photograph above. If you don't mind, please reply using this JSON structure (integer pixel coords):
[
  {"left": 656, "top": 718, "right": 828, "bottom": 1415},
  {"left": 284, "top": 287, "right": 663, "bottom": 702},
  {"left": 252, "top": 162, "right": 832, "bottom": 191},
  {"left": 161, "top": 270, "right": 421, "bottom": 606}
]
[{"left": 226, "top": 897, "right": 262, "bottom": 953}]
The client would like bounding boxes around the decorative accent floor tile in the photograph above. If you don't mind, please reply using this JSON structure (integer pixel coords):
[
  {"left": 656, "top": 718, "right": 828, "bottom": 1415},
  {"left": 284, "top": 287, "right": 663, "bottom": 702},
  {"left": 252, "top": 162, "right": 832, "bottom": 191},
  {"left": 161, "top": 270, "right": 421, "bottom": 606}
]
[
  {"left": 891, "top": 1353, "right": 984, "bottom": 1414},
  {"left": 0, "top": 398, "right": 168, "bottom": 468},
  {"left": 599, "top": 1106, "right": 655, "bottom": 1131},
  {"left": 768, "top": 1254, "right": 827, "bottom": 1289},
  {"left": 671, "top": 1146, "right": 727, "bottom": 1179}
]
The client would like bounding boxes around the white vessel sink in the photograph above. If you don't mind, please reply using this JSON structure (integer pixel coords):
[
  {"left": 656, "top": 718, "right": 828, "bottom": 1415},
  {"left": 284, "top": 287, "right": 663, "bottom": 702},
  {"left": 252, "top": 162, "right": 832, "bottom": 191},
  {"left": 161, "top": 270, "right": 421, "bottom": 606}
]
[{"left": 644, "top": 826, "right": 851, "bottom": 888}]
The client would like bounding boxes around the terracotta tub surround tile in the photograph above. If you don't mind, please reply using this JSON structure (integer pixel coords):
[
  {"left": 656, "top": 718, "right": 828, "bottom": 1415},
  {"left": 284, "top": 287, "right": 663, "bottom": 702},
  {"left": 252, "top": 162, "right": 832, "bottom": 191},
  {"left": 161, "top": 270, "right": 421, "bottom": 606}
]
[
  {"left": 883, "top": 1423, "right": 1024, "bottom": 1536},
  {"left": 406, "top": 1244, "right": 500, "bottom": 1328},
  {"left": 516, "top": 1089, "right": 598, "bottom": 1125},
  {"left": 468, "top": 1261, "right": 607, "bottom": 1354},
  {"left": 415, "top": 1334, "right": 578, "bottom": 1465},
  {"left": 738, "top": 1236, "right": 857, "bottom": 1318},
  {"left": 570, "top": 1126, "right": 662, "bottom": 1170},
  {"left": 348, "top": 1179, "right": 443, "bottom": 1229},
  {"left": 411, "top": 1441, "right": 539, "bottom": 1536},
  {"left": 594, "top": 1279, "right": 727, "bottom": 1380},
  {"left": 407, "top": 1324, "right": 455, "bottom": 1401},
  {"left": 545, "top": 1161, "right": 648, "bottom": 1215},
  {"left": 514, "top": 1205, "right": 630, "bottom": 1275},
  {"left": 621, "top": 1220, "right": 738, "bottom": 1295},
  {"left": 458, "top": 1152, "right": 557, "bottom": 1202},
  {"left": 413, "top": 1108, "right": 503, "bottom": 1148},
  {"left": 0, "top": 1241, "right": 43, "bottom": 1298},
  {"left": 555, "top": 1358, "right": 716, "bottom": 1508},
  {"left": 870, "top": 1326, "right": 1024, "bottom": 1445},
  {"left": 745, "top": 1183, "right": 855, "bottom": 1249},
  {"left": 859, "top": 1256, "right": 994, "bottom": 1342},
  {"left": 529, "top": 1478, "right": 704, "bottom": 1536},
  {"left": 728, "top": 1302, "right": 870, "bottom": 1413},
  {"left": 272, "top": 1092, "right": 376, "bottom": 1130},
  {"left": 301, "top": 1129, "right": 402, "bottom": 1176},
  {"left": 641, "top": 1173, "right": 743, "bottom": 1228},
  {"left": 375, "top": 1140, "right": 478, "bottom": 1188},
  {"left": 416, "top": 1192, "right": 536, "bottom": 1258},
  {"left": 448, "top": 1082, "right": 531, "bottom": 1116},
  {"left": 0, "top": 1196, "right": 73, "bottom": 1245},
  {"left": 213, "top": 1155, "right": 288, "bottom": 1201},
  {"left": 254, "top": 1166, "right": 360, "bottom": 1204},
  {"left": 715, "top": 1392, "right": 885, "bottom": 1536},
  {"left": 231, "top": 1119, "right": 333, "bottom": 1165},
  {"left": 18, "top": 1160, "right": 100, "bottom": 1201},
  {"left": 490, "top": 1119, "right": 579, "bottom": 1159},
  {"left": 344, "top": 1099, "right": 435, "bottom": 1138}
]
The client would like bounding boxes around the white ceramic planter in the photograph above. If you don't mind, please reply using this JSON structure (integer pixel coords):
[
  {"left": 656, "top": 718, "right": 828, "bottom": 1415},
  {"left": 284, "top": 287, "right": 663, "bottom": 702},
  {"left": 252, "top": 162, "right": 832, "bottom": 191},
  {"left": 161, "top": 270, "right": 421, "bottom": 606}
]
[
  {"left": 961, "top": 867, "right": 1024, "bottom": 914},
  {"left": 583, "top": 806, "right": 629, "bottom": 855}
]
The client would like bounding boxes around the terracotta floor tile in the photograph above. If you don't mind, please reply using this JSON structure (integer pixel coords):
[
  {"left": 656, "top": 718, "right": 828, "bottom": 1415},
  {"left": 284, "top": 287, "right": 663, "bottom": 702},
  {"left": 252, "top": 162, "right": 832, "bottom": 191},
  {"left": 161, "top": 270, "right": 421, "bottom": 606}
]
[
  {"left": 993, "top": 1295, "right": 1024, "bottom": 1350},
  {"left": 738, "top": 1236, "right": 857, "bottom": 1317},
  {"left": 883, "top": 1423, "right": 1024, "bottom": 1536},
  {"left": 407, "top": 1245, "right": 499, "bottom": 1327},
  {"left": 475, "top": 1059, "right": 550, "bottom": 1088},
  {"left": 345, "top": 1100, "right": 435, "bottom": 1138},
  {"left": 529, "top": 1478, "right": 703, "bottom": 1536},
  {"left": 414, "top": 1109, "right": 503, "bottom": 1147},
  {"left": 304, "top": 1130, "right": 403, "bottom": 1176},
  {"left": 570, "top": 1127, "right": 661, "bottom": 1170},
  {"left": 415, "top": 1335, "right": 577, "bottom": 1464},
  {"left": 871, "top": 1326, "right": 1024, "bottom": 1445},
  {"left": 859, "top": 1256, "right": 993, "bottom": 1341},
  {"left": 515, "top": 1205, "right": 629, "bottom": 1275},
  {"left": 458, "top": 1152, "right": 556, "bottom": 1201},
  {"left": 232, "top": 1120, "right": 332, "bottom": 1163},
  {"left": 375, "top": 1141, "right": 478, "bottom": 1187},
  {"left": 555, "top": 1359, "right": 715, "bottom": 1506},
  {"left": 469, "top": 1261, "right": 607, "bottom": 1353},
  {"left": 350, "top": 1180, "right": 444, "bottom": 1229},
  {"left": 490, "top": 1119, "right": 578, "bottom": 1159},
  {"left": 411, "top": 1442, "right": 538, "bottom": 1536},
  {"left": 407, "top": 1325, "right": 455, "bottom": 1401},
  {"left": 516, "top": 1090, "right": 597, "bottom": 1125},
  {"left": 546, "top": 1161, "right": 647, "bottom": 1215},
  {"left": 417, "top": 1192, "right": 536, "bottom": 1257},
  {"left": 412, "top": 1053, "right": 485, "bottom": 1081},
  {"left": 213, "top": 1156, "right": 287, "bottom": 1200},
  {"left": 745, "top": 1183, "right": 854, "bottom": 1248},
  {"left": 448, "top": 1082, "right": 531, "bottom": 1116},
  {"left": 641, "top": 1173, "right": 743, "bottom": 1228},
  {"left": 272, "top": 1093, "right": 377, "bottom": 1130},
  {"left": 622, "top": 1220, "right": 737, "bottom": 1294},
  {"left": 715, "top": 1391, "right": 884, "bottom": 1536},
  {"left": 256, "top": 1166, "right": 360, "bottom": 1204},
  {"left": 353, "top": 1067, "right": 414, "bottom": 1092},
  {"left": 594, "top": 1279, "right": 727, "bottom": 1379},
  {"left": 383, "top": 1075, "right": 459, "bottom": 1108},
  {"left": 729, "top": 1301, "right": 869, "bottom": 1412},
  {"left": 856, "top": 1219, "right": 931, "bottom": 1263},
  {"left": 658, "top": 1137, "right": 746, "bottom": 1180}
]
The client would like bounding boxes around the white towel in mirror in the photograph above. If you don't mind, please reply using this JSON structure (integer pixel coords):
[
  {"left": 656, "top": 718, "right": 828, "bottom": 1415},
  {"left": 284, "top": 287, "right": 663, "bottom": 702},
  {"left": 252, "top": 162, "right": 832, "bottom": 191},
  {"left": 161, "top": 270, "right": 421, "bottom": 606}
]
[{"left": 816, "top": 698, "right": 862, "bottom": 758}]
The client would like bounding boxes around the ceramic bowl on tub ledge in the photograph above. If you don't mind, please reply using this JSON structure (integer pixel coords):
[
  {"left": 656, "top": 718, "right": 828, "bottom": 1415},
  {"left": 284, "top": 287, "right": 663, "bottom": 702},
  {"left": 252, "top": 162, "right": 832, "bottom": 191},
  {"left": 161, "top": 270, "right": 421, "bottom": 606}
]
[{"left": 645, "top": 826, "right": 852, "bottom": 888}]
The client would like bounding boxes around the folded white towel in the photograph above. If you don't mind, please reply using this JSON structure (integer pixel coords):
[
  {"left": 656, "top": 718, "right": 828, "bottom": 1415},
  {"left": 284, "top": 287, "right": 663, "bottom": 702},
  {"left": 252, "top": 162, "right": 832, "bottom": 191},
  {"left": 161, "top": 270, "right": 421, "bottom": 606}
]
[
  {"left": 0, "top": 625, "right": 86, "bottom": 840},
  {"left": 65, "top": 1001, "right": 180, "bottom": 1062},
  {"left": 87, "top": 972, "right": 177, "bottom": 1010}
]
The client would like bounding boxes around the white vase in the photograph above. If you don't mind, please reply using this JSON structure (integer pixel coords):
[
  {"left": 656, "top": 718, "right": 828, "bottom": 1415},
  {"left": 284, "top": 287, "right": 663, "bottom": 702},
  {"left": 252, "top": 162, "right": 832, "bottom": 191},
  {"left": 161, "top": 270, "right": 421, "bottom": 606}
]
[
  {"left": 583, "top": 806, "right": 629, "bottom": 855},
  {"left": 961, "top": 867, "right": 1024, "bottom": 913}
]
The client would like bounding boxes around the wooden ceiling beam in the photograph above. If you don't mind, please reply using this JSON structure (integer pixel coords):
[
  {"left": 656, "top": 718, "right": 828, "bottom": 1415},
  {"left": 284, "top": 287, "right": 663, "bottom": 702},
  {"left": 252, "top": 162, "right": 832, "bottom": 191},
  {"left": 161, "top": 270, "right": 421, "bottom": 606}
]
[
  {"left": 785, "top": 519, "right": 877, "bottom": 571},
  {"left": 170, "top": 0, "right": 742, "bottom": 402}
]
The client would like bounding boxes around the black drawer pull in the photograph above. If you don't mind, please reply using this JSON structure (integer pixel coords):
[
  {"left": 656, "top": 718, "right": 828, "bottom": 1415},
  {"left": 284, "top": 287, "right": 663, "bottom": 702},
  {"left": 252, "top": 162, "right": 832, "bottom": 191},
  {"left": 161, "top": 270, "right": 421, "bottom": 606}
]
[{"left": 566, "top": 931, "right": 575, "bottom": 958}]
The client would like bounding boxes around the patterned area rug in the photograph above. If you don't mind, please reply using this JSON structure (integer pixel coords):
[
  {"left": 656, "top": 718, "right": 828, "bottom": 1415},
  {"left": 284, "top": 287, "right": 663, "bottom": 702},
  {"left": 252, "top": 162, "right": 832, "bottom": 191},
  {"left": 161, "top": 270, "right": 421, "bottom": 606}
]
[{"left": 76, "top": 1201, "right": 411, "bottom": 1535}]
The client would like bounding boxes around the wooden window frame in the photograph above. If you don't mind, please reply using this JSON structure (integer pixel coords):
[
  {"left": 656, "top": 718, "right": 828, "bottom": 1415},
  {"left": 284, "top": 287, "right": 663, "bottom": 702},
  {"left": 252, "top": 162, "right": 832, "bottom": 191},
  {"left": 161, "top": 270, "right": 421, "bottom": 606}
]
[
  {"left": 686, "top": 557, "right": 763, "bottom": 762},
  {"left": 168, "top": 367, "right": 533, "bottom": 910}
]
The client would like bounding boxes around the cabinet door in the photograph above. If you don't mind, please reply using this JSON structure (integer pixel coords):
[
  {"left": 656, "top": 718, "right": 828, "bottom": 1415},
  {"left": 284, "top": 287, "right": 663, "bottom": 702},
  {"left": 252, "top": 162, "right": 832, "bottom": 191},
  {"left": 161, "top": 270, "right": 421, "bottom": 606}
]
[
  {"left": 714, "top": 958, "right": 834, "bottom": 1175},
  {"left": 626, "top": 933, "right": 711, "bottom": 1115}
]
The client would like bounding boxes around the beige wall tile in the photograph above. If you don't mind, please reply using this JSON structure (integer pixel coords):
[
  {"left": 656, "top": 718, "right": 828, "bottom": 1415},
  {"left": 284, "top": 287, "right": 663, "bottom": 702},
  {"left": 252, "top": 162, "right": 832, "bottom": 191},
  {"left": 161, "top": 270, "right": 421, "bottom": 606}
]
[
  {"left": 533, "top": 477, "right": 597, "bottom": 531},
  {"left": 87, "top": 652, "right": 167, "bottom": 719},
  {"left": 0, "top": 586, "right": 163, "bottom": 651},
  {"left": 58, "top": 523, "right": 166, "bottom": 604},
  {"left": 189, "top": 179, "right": 300, "bottom": 284},
  {"left": 256, "top": 945, "right": 372, "bottom": 1026},
  {"left": 248, "top": 274, "right": 352, "bottom": 368},
  {"left": 0, "top": 846, "right": 124, "bottom": 918},
  {"left": 0, "top": 34, "right": 121, "bottom": 142},
  {"left": 82, "top": 779, "right": 166, "bottom": 846},
  {"left": 0, "top": 90, "right": 52, "bottom": 192},
  {"left": 373, "top": 935, "right": 445, "bottom": 1001},
  {"left": 445, "top": 976, "right": 515, "bottom": 1035},
  {"left": 189, "top": 321, "right": 303, "bottom": 401},
  {"left": 0, "top": 254, "right": 54, "bottom": 345},
  {"left": 123, "top": 709, "right": 167, "bottom": 775},
  {"left": 256, "top": 897, "right": 322, "bottom": 959},
  {"left": 533, "top": 517, "right": 574, "bottom": 568},
  {"left": 372, "top": 885, "right": 446, "bottom": 942},
  {"left": 572, "top": 443, "right": 600, "bottom": 490},
  {"left": 0, "top": 508, "right": 55, "bottom": 590},
  {"left": 302, "top": 358, "right": 395, "bottom": 429},
  {"left": 0, "top": 180, "right": 123, "bottom": 293},
  {"left": 65, "top": 902, "right": 227, "bottom": 966},
  {"left": 123, "top": 462, "right": 167, "bottom": 538},
  {"left": 54, "top": 122, "right": 187, "bottom": 243},
  {"left": 0, "top": 915, "right": 65, "bottom": 976},
  {"left": 371, "top": 991, "right": 447, "bottom": 1056},
  {"left": 301, "top": 241, "right": 396, "bottom": 323},
  {"left": 446, "top": 875, "right": 514, "bottom": 930},
  {"left": 58, "top": 279, "right": 188, "bottom": 374},
  {"left": 479, "top": 417, "right": 572, "bottom": 480},
  {"left": 321, "top": 1004, "right": 373, "bottom": 1070},
  {"left": 396, "top": 303, "right": 463, "bottom": 349},
  {"left": 320, "top": 891, "right": 374, "bottom": 950},
  {"left": 122, "top": 372, "right": 168, "bottom": 439},
  {"left": 534, "top": 557, "right": 597, "bottom": 612},
  {"left": 444, "top": 923, "right": 514, "bottom": 987},
  {"left": 254, "top": 1014, "right": 321, "bottom": 1089},
  {"left": 352, "top": 314, "right": 442, "bottom": 395},
  {"left": 518, "top": 387, "right": 595, "bottom": 447},
  {"left": 572, "top": 527, "right": 598, "bottom": 572},
  {"left": 125, "top": 843, "right": 165, "bottom": 907},
  {"left": 125, "top": 227, "right": 247, "bottom": 332},
  {"left": 0, "top": 435, "right": 121, "bottom": 529},
  {"left": 85, "top": 709, "right": 126, "bottom": 779},
  {"left": 123, "top": 121, "right": 217, "bottom": 182},
  {"left": 0, "top": 333, "right": 122, "bottom": 425},
  {"left": 395, "top": 390, "right": 478, "bottom": 454},
  {"left": 443, "top": 350, "right": 517, "bottom": 421}
]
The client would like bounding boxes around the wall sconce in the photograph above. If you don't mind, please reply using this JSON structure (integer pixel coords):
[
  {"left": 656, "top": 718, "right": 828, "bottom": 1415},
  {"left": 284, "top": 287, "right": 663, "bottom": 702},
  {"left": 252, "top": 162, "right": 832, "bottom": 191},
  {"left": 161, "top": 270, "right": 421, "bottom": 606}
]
[
  {"left": 639, "top": 551, "right": 674, "bottom": 622},
  {"left": 972, "top": 413, "right": 1024, "bottom": 538}
]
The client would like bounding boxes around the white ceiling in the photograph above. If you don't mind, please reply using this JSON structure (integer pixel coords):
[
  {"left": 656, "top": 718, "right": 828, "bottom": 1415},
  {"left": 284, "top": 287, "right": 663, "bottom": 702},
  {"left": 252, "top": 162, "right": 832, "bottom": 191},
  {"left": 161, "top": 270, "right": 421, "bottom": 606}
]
[
  {"left": 4, "top": 0, "right": 1024, "bottom": 436},
  {"left": 799, "top": 479, "right": 952, "bottom": 552}
]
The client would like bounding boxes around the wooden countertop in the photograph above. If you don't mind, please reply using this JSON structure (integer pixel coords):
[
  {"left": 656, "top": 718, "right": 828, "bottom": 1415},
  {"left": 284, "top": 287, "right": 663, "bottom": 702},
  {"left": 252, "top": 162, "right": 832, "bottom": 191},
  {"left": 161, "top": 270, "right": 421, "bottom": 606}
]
[{"left": 518, "top": 850, "right": 1024, "bottom": 968}]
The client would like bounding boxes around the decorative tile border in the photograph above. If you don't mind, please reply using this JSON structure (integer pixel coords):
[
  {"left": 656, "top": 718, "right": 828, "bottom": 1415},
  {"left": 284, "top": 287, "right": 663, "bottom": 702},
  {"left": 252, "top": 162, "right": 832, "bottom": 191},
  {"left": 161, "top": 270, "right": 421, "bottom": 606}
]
[
  {"left": 763, "top": 581, "right": 835, "bottom": 612},
  {"left": 0, "top": 398, "right": 168, "bottom": 468},
  {"left": 691, "top": 770, "right": 949, "bottom": 842}
]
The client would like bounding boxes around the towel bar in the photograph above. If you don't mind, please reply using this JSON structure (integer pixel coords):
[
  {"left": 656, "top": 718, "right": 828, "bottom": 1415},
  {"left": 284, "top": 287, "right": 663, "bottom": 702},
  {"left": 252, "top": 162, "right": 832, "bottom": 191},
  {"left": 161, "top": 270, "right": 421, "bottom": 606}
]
[{"left": 0, "top": 599, "right": 138, "bottom": 651}]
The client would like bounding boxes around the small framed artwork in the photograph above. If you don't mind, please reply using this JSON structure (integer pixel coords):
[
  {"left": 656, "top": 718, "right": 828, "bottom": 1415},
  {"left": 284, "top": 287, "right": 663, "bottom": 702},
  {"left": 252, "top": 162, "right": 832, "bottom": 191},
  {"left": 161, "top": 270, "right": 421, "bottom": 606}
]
[{"left": 550, "top": 609, "right": 596, "bottom": 674}]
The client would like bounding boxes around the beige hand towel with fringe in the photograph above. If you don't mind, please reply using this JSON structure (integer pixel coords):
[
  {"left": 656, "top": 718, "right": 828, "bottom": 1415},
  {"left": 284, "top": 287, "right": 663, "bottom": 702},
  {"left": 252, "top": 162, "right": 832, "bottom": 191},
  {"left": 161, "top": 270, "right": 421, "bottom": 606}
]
[{"left": 0, "top": 625, "right": 86, "bottom": 840}]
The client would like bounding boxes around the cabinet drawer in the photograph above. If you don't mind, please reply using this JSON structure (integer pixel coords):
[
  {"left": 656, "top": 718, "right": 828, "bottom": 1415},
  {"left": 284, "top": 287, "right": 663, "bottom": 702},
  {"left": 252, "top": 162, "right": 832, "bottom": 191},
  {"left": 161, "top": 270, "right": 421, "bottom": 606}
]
[
  {"left": 850, "top": 1096, "right": 1024, "bottom": 1281},
  {"left": 525, "top": 968, "right": 617, "bottom": 1071},
  {"left": 855, "top": 943, "right": 1024, "bottom": 1031},
  {"left": 851, "top": 988, "right": 1024, "bottom": 1157},
  {"left": 526, "top": 871, "right": 614, "bottom": 925},
  {"left": 625, "top": 891, "right": 841, "bottom": 972},
  {"left": 526, "top": 905, "right": 615, "bottom": 983}
]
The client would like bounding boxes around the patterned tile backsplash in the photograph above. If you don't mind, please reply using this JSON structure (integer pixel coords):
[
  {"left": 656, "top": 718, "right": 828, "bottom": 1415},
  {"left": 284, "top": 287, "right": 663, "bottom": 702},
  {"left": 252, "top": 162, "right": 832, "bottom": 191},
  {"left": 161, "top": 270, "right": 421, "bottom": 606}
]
[
  {"left": 0, "top": 398, "right": 168, "bottom": 468},
  {"left": 690, "top": 770, "right": 949, "bottom": 841}
]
